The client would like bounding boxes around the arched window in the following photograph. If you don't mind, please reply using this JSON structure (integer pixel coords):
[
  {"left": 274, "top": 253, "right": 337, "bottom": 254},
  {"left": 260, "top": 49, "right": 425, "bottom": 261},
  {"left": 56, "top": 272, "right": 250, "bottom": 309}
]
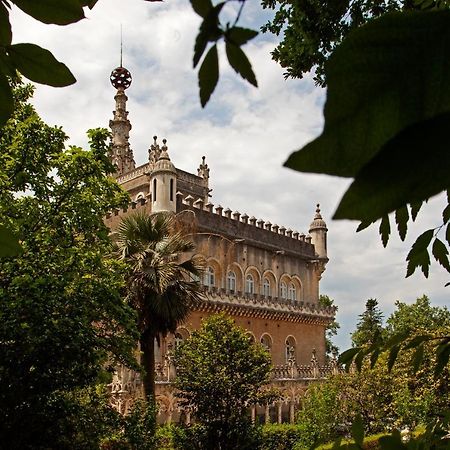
[
  {"left": 204, "top": 266, "right": 215, "bottom": 287},
  {"left": 245, "top": 274, "right": 254, "bottom": 294},
  {"left": 280, "top": 281, "right": 287, "bottom": 299},
  {"left": 174, "top": 332, "right": 183, "bottom": 349},
  {"left": 285, "top": 336, "right": 296, "bottom": 362},
  {"left": 260, "top": 334, "right": 272, "bottom": 353},
  {"left": 170, "top": 178, "right": 174, "bottom": 201},
  {"left": 154, "top": 337, "right": 161, "bottom": 362},
  {"left": 263, "top": 278, "right": 271, "bottom": 297},
  {"left": 227, "top": 271, "right": 236, "bottom": 292},
  {"left": 288, "top": 283, "right": 296, "bottom": 301},
  {"left": 153, "top": 179, "right": 157, "bottom": 202},
  {"left": 246, "top": 333, "right": 256, "bottom": 344}
]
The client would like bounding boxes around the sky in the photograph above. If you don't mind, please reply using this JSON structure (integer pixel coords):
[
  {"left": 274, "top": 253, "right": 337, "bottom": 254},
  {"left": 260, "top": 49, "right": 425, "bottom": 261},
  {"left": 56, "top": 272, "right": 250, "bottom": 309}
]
[{"left": 10, "top": 0, "right": 449, "bottom": 350}]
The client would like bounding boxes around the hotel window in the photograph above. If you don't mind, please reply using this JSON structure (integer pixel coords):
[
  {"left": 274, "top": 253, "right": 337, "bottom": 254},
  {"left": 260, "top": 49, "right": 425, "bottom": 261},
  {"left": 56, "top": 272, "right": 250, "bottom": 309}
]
[
  {"left": 227, "top": 271, "right": 236, "bottom": 292},
  {"left": 288, "top": 283, "right": 296, "bottom": 301},
  {"left": 204, "top": 266, "right": 215, "bottom": 287},
  {"left": 285, "top": 336, "right": 296, "bottom": 362},
  {"left": 260, "top": 334, "right": 272, "bottom": 353},
  {"left": 263, "top": 278, "right": 271, "bottom": 297},
  {"left": 245, "top": 274, "right": 254, "bottom": 294}
]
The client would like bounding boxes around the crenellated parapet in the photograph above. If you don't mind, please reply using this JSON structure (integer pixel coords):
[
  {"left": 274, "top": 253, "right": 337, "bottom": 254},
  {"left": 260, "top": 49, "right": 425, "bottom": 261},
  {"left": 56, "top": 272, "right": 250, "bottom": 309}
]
[
  {"left": 105, "top": 191, "right": 317, "bottom": 259},
  {"left": 198, "top": 287, "right": 336, "bottom": 326},
  {"left": 177, "top": 194, "right": 315, "bottom": 258}
]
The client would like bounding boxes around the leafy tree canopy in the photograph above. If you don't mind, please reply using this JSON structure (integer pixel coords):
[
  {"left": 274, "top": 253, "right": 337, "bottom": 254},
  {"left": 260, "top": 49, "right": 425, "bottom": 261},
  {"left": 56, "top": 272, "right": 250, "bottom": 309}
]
[
  {"left": 174, "top": 314, "right": 275, "bottom": 450},
  {"left": 0, "top": 80, "right": 138, "bottom": 448},
  {"left": 351, "top": 298, "right": 384, "bottom": 347},
  {"left": 319, "top": 294, "right": 340, "bottom": 356},
  {"left": 385, "top": 294, "right": 450, "bottom": 337},
  {"left": 261, "top": 0, "right": 402, "bottom": 85}
]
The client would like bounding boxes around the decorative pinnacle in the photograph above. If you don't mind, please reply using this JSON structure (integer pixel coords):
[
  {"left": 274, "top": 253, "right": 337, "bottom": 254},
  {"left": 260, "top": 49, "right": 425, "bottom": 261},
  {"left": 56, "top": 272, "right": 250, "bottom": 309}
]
[
  {"left": 314, "top": 203, "right": 322, "bottom": 219},
  {"left": 110, "top": 66, "right": 132, "bottom": 89}
]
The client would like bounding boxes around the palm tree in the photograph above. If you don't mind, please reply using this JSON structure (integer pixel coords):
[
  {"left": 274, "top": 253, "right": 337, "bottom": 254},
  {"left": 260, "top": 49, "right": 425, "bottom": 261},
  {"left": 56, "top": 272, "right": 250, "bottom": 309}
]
[{"left": 115, "top": 210, "right": 204, "bottom": 400}]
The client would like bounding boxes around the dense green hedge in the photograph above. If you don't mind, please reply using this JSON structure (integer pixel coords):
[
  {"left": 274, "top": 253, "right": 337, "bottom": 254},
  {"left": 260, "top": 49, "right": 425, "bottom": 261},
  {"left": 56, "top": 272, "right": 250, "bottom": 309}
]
[{"left": 259, "top": 424, "right": 302, "bottom": 450}]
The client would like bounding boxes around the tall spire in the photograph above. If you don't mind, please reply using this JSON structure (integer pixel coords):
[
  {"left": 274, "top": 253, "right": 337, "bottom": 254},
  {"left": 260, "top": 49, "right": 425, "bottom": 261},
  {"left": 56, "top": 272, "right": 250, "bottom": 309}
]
[{"left": 108, "top": 36, "right": 135, "bottom": 176}]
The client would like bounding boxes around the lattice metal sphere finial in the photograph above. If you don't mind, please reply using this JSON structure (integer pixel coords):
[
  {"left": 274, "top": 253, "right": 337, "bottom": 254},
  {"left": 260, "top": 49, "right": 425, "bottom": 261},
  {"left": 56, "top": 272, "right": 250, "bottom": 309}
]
[{"left": 110, "top": 66, "right": 132, "bottom": 89}]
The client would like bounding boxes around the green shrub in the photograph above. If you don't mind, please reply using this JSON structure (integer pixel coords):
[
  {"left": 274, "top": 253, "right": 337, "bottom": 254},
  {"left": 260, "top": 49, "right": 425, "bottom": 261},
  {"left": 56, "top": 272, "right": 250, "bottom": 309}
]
[
  {"left": 155, "top": 423, "right": 208, "bottom": 450},
  {"left": 260, "top": 423, "right": 301, "bottom": 450}
]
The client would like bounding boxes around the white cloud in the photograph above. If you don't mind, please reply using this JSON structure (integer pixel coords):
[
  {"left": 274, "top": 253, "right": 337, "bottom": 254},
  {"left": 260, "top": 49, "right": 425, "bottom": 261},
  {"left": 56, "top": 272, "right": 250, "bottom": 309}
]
[{"left": 9, "top": 0, "right": 449, "bottom": 351}]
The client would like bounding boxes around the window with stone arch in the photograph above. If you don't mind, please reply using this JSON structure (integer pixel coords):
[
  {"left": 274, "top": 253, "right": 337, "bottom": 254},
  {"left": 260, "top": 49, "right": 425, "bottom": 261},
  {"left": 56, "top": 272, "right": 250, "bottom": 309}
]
[
  {"left": 260, "top": 333, "right": 272, "bottom": 353},
  {"left": 263, "top": 277, "right": 271, "bottom": 297},
  {"left": 245, "top": 274, "right": 254, "bottom": 294},
  {"left": 135, "top": 192, "right": 145, "bottom": 201},
  {"left": 204, "top": 266, "right": 215, "bottom": 287},
  {"left": 152, "top": 179, "right": 157, "bottom": 202},
  {"left": 288, "top": 283, "right": 297, "bottom": 301},
  {"left": 285, "top": 336, "right": 296, "bottom": 362},
  {"left": 174, "top": 332, "right": 183, "bottom": 349},
  {"left": 280, "top": 281, "right": 288, "bottom": 299},
  {"left": 174, "top": 328, "right": 190, "bottom": 349},
  {"left": 227, "top": 271, "right": 236, "bottom": 292},
  {"left": 246, "top": 332, "right": 256, "bottom": 344}
]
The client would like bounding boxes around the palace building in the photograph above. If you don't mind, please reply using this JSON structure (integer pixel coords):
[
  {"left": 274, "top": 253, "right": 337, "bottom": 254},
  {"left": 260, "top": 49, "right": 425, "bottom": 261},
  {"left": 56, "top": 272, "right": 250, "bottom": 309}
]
[{"left": 105, "top": 65, "right": 338, "bottom": 424}]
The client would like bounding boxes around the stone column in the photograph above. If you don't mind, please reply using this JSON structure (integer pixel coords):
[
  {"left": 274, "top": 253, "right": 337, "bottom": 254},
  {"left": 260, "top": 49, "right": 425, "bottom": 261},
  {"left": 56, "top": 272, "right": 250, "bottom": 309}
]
[
  {"left": 289, "top": 402, "right": 295, "bottom": 424},
  {"left": 265, "top": 404, "right": 270, "bottom": 424}
]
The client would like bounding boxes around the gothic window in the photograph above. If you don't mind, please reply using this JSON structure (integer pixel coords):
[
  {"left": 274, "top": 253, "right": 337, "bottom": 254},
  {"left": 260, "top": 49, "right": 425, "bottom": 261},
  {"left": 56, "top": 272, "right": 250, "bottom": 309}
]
[
  {"left": 227, "top": 271, "right": 236, "bottom": 292},
  {"left": 245, "top": 274, "right": 254, "bottom": 294},
  {"left": 170, "top": 178, "right": 174, "bottom": 201},
  {"left": 285, "top": 336, "right": 296, "bottom": 362},
  {"left": 174, "top": 332, "right": 183, "bottom": 349},
  {"left": 288, "top": 283, "right": 297, "bottom": 301},
  {"left": 260, "top": 334, "right": 272, "bottom": 353},
  {"left": 280, "top": 281, "right": 287, "bottom": 299},
  {"left": 204, "top": 266, "right": 215, "bottom": 287},
  {"left": 246, "top": 332, "right": 256, "bottom": 344},
  {"left": 153, "top": 179, "right": 157, "bottom": 202},
  {"left": 154, "top": 337, "right": 161, "bottom": 363},
  {"left": 263, "top": 277, "right": 271, "bottom": 297}
]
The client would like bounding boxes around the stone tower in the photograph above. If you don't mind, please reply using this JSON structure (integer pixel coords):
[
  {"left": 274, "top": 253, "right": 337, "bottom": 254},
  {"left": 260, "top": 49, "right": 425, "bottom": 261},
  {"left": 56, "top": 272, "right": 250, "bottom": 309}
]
[
  {"left": 109, "top": 66, "right": 136, "bottom": 176},
  {"left": 309, "top": 204, "right": 328, "bottom": 261},
  {"left": 149, "top": 139, "right": 177, "bottom": 213}
]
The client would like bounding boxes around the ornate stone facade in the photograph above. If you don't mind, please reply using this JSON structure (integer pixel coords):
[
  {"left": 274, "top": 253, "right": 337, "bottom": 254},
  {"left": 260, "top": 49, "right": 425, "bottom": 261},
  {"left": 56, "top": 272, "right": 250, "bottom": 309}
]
[{"left": 105, "top": 66, "right": 337, "bottom": 424}]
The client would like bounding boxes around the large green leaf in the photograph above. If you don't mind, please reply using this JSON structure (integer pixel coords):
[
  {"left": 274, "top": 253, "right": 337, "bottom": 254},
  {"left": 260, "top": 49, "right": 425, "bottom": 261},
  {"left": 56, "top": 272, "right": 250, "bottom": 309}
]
[
  {"left": 198, "top": 44, "right": 218, "bottom": 107},
  {"left": 334, "top": 112, "right": 450, "bottom": 221},
  {"left": 193, "top": 2, "right": 224, "bottom": 68},
  {"left": 0, "top": 224, "right": 22, "bottom": 257},
  {"left": 0, "top": 3, "right": 12, "bottom": 45},
  {"left": 190, "top": 0, "right": 212, "bottom": 18},
  {"left": 225, "top": 42, "right": 257, "bottom": 87},
  {"left": 7, "top": 43, "right": 76, "bottom": 87},
  {"left": 79, "top": 0, "right": 98, "bottom": 8},
  {"left": 285, "top": 11, "right": 450, "bottom": 178},
  {"left": 0, "top": 73, "right": 13, "bottom": 128},
  {"left": 286, "top": 11, "right": 450, "bottom": 221},
  {"left": 12, "top": 0, "right": 85, "bottom": 25},
  {"left": 227, "top": 27, "right": 258, "bottom": 46}
]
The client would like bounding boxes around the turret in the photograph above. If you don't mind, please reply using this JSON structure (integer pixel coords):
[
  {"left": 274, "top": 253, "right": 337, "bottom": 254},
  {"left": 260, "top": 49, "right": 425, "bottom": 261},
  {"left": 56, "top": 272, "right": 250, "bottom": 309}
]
[
  {"left": 150, "top": 139, "right": 177, "bottom": 213},
  {"left": 197, "top": 155, "right": 211, "bottom": 203},
  {"left": 309, "top": 204, "right": 328, "bottom": 261},
  {"left": 109, "top": 66, "right": 136, "bottom": 176}
]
